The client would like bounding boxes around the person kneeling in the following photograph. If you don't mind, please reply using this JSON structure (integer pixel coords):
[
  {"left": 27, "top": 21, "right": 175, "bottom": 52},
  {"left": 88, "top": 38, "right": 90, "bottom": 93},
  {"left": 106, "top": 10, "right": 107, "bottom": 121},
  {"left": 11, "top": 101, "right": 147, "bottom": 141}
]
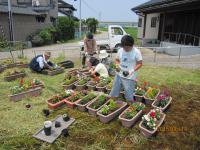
[
  {"left": 89, "top": 57, "right": 109, "bottom": 81},
  {"left": 29, "top": 52, "right": 56, "bottom": 73}
]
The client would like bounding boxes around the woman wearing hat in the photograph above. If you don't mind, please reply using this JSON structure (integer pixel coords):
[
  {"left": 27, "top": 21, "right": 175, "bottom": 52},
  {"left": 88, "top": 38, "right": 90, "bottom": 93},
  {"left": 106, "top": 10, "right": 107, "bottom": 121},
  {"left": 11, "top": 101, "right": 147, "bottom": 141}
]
[
  {"left": 29, "top": 52, "right": 55, "bottom": 73},
  {"left": 83, "top": 32, "right": 97, "bottom": 68}
]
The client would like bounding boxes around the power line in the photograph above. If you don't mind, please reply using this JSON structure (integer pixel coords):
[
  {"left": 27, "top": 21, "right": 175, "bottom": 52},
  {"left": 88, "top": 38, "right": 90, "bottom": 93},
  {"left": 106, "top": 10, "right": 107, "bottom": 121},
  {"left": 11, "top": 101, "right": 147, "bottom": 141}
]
[{"left": 82, "top": 0, "right": 99, "bottom": 15}]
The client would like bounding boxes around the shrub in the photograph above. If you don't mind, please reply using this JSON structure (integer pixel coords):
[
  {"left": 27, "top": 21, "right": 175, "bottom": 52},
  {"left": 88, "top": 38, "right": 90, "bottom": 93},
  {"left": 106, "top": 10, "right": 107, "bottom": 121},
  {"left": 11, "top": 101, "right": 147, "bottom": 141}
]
[
  {"left": 39, "top": 29, "right": 52, "bottom": 44},
  {"left": 31, "top": 35, "right": 44, "bottom": 47}
]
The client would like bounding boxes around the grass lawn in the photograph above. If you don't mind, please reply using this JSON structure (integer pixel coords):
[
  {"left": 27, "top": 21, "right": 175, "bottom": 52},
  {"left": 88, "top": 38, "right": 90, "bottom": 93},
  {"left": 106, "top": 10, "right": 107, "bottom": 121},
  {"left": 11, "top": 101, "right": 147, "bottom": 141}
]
[{"left": 0, "top": 61, "right": 200, "bottom": 149}]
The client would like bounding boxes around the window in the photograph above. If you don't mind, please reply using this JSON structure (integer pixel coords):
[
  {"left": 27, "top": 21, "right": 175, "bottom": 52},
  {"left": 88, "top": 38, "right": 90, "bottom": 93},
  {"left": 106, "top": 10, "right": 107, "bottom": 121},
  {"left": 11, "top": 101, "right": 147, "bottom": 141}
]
[
  {"left": 111, "top": 27, "right": 123, "bottom": 35},
  {"left": 151, "top": 17, "right": 157, "bottom": 28},
  {"left": 17, "top": 0, "right": 31, "bottom": 4},
  {"left": 138, "top": 18, "right": 142, "bottom": 27},
  {"left": 36, "top": 16, "right": 46, "bottom": 23}
]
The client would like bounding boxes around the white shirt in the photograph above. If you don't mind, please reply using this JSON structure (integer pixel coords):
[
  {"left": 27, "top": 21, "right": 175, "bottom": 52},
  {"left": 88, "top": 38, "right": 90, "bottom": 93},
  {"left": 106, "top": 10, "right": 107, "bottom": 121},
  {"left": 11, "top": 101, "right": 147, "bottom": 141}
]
[
  {"left": 117, "top": 47, "right": 142, "bottom": 80},
  {"left": 36, "top": 54, "right": 48, "bottom": 69},
  {"left": 95, "top": 63, "right": 109, "bottom": 78}
]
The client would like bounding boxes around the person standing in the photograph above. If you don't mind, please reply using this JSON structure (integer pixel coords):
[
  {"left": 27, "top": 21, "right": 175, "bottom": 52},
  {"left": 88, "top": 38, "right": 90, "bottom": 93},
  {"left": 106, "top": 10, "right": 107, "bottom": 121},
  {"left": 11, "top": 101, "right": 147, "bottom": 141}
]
[
  {"left": 83, "top": 32, "right": 97, "bottom": 68},
  {"left": 110, "top": 35, "right": 143, "bottom": 104}
]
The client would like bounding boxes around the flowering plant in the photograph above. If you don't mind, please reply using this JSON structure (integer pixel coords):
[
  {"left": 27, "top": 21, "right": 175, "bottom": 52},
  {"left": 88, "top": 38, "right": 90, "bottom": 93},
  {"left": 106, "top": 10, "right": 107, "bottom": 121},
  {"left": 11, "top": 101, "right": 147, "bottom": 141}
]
[
  {"left": 135, "top": 87, "right": 145, "bottom": 96},
  {"left": 124, "top": 102, "right": 145, "bottom": 119},
  {"left": 142, "top": 109, "right": 162, "bottom": 130},
  {"left": 145, "top": 87, "right": 159, "bottom": 99},
  {"left": 157, "top": 88, "right": 170, "bottom": 108}
]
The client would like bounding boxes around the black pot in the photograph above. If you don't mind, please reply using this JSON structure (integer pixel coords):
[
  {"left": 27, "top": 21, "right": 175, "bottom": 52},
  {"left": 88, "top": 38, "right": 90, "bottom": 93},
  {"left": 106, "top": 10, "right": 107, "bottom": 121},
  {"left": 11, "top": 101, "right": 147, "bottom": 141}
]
[
  {"left": 44, "top": 121, "right": 52, "bottom": 136},
  {"left": 62, "top": 114, "right": 70, "bottom": 122},
  {"left": 42, "top": 109, "right": 50, "bottom": 117},
  {"left": 55, "top": 121, "right": 61, "bottom": 128},
  {"left": 61, "top": 129, "right": 69, "bottom": 137}
]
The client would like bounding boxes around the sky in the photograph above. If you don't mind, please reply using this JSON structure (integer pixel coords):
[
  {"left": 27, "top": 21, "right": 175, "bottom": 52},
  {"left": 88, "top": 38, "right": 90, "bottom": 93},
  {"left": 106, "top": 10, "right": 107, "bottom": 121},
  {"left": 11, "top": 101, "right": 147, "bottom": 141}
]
[{"left": 63, "top": 0, "right": 149, "bottom": 22}]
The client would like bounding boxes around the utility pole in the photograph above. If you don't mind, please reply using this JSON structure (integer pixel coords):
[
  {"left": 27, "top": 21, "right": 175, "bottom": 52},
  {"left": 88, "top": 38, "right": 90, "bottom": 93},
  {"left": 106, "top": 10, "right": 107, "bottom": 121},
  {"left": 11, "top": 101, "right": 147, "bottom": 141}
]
[
  {"left": 8, "top": 0, "right": 14, "bottom": 41},
  {"left": 79, "top": 0, "right": 82, "bottom": 38}
]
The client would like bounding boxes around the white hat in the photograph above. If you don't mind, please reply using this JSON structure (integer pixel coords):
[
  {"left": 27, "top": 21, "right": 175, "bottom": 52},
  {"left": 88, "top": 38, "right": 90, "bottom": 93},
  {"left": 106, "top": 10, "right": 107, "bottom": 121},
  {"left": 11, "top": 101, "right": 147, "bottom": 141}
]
[{"left": 99, "top": 50, "right": 109, "bottom": 59}]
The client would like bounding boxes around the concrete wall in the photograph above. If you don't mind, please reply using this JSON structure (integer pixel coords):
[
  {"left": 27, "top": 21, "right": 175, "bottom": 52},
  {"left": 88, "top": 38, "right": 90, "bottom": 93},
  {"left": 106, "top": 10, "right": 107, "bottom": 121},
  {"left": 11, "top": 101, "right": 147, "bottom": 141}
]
[{"left": 160, "top": 42, "right": 200, "bottom": 56}]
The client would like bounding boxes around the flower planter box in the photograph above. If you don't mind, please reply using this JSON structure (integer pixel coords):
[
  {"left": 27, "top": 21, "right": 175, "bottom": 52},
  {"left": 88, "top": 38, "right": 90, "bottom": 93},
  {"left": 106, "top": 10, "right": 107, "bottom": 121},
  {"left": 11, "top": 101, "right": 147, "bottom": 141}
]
[
  {"left": 106, "top": 88, "right": 111, "bottom": 94},
  {"left": 9, "top": 87, "right": 42, "bottom": 102},
  {"left": 144, "top": 89, "right": 160, "bottom": 105},
  {"left": 4, "top": 73, "right": 26, "bottom": 82},
  {"left": 5, "top": 63, "right": 17, "bottom": 69},
  {"left": 16, "top": 63, "right": 29, "bottom": 68},
  {"left": 47, "top": 98, "right": 65, "bottom": 110},
  {"left": 119, "top": 103, "right": 145, "bottom": 128},
  {"left": 139, "top": 112, "right": 166, "bottom": 138},
  {"left": 0, "top": 66, "right": 6, "bottom": 73},
  {"left": 74, "top": 82, "right": 87, "bottom": 91},
  {"left": 87, "top": 96, "right": 110, "bottom": 117},
  {"left": 87, "top": 81, "right": 96, "bottom": 91},
  {"left": 97, "top": 101, "right": 127, "bottom": 123},
  {"left": 64, "top": 94, "right": 80, "bottom": 109},
  {"left": 63, "top": 81, "right": 77, "bottom": 90},
  {"left": 96, "top": 85, "right": 106, "bottom": 92},
  {"left": 42, "top": 68, "right": 64, "bottom": 76},
  {"left": 68, "top": 68, "right": 79, "bottom": 74},
  {"left": 134, "top": 95, "right": 144, "bottom": 102},
  {"left": 152, "top": 97, "right": 172, "bottom": 112},
  {"left": 75, "top": 95, "right": 98, "bottom": 112}
]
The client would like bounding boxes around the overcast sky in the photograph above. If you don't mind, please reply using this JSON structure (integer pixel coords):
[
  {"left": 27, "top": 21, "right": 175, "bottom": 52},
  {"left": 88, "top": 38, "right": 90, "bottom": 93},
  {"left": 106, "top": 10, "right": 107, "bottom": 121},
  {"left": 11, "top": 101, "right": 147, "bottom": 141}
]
[{"left": 63, "top": 0, "right": 149, "bottom": 22}]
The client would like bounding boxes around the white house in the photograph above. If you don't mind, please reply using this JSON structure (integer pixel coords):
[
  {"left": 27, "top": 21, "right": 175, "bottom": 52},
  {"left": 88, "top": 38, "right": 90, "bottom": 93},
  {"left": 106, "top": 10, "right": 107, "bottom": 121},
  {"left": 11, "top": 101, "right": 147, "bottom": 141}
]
[{"left": 132, "top": 0, "right": 200, "bottom": 54}]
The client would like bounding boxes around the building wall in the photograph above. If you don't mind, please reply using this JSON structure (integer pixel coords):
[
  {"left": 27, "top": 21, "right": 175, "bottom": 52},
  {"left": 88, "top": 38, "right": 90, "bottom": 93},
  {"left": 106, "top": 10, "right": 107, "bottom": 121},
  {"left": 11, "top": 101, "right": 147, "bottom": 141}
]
[
  {"left": 137, "top": 16, "right": 143, "bottom": 39},
  {"left": 0, "top": 13, "right": 52, "bottom": 41}
]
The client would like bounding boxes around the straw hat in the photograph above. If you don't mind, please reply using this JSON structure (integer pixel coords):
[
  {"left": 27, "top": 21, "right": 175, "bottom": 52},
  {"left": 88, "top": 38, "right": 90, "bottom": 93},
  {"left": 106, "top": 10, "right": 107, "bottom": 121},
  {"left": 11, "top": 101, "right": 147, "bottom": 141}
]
[
  {"left": 44, "top": 52, "right": 51, "bottom": 57},
  {"left": 99, "top": 50, "right": 109, "bottom": 59}
]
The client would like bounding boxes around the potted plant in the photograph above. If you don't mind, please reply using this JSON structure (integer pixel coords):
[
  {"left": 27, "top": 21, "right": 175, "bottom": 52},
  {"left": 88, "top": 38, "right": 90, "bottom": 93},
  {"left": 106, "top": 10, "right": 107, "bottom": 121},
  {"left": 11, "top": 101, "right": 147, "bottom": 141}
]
[
  {"left": 106, "top": 81, "right": 113, "bottom": 94},
  {"left": 30, "top": 79, "right": 44, "bottom": 89},
  {"left": 119, "top": 102, "right": 145, "bottom": 128},
  {"left": 134, "top": 87, "right": 145, "bottom": 102},
  {"left": 152, "top": 89, "right": 172, "bottom": 112},
  {"left": 96, "top": 77, "right": 112, "bottom": 92},
  {"left": 75, "top": 77, "right": 88, "bottom": 90},
  {"left": 4, "top": 69, "right": 26, "bottom": 81},
  {"left": 42, "top": 67, "right": 64, "bottom": 76},
  {"left": 63, "top": 73, "right": 78, "bottom": 90},
  {"left": 75, "top": 92, "right": 97, "bottom": 112},
  {"left": 139, "top": 109, "right": 166, "bottom": 138},
  {"left": 144, "top": 87, "right": 160, "bottom": 105},
  {"left": 87, "top": 95, "right": 109, "bottom": 117},
  {"left": 47, "top": 91, "right": 71, "bottom": 110},
  {"left": 97, "top": 99, "right": 127, "bottom": 123},
  {"left": 64, "top": 90, "right": 87, "bottom": 108}
]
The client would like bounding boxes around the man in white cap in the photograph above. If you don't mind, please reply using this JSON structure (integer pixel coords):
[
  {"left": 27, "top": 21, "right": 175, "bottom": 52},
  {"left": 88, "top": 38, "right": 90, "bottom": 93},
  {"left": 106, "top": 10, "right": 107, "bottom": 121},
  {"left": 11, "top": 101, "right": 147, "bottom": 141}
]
[{"left": 29, "top": 52, "right": 56, "bottom": 73}]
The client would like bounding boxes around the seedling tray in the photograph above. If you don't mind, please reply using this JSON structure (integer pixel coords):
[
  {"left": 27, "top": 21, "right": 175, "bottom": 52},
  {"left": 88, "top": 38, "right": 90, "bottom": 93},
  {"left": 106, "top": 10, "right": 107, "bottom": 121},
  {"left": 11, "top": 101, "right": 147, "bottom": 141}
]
[{"left": 33, "top": 115, "right": 75, "bottom": 143}]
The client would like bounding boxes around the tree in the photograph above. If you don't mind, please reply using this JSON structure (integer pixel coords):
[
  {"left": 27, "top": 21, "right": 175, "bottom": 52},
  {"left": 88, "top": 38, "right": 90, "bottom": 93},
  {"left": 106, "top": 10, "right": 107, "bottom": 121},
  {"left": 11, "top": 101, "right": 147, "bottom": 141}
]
[{"left": 86, "top": 18, "right": 99, "bottom": 33}]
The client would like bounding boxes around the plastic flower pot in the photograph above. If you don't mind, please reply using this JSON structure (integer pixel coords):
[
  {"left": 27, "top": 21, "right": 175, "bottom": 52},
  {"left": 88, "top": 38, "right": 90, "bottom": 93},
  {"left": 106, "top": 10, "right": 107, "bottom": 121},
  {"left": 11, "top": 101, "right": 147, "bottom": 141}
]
[
  {"left": 96, "top": 85, "right": 106, "bottom": 92},
  {"left": 6, "top": 63, "right": 17, "bottom": 69},
  {"left": 144, "top": 89, "right": 160, "bottom": 105},
  {"left": 139, "top": 112, "right": 166, "bottom": 138},
  {"left": 31, "top": 83, "right": 45, "bottom": 89},
  {"left": 47, "top": 98, "right": 65, "bottom": 110},
  {"left": 64, "top": 94, "right": 80, "bottom": 109},
  {"left": 152, "top": 97, "right": 172, "bottom": 112},
  {"left": 134, "top": 94, "right": 144, "bottom": 102},
  {"left": 97, "top": 101, "right": 127, "bottom": 124},
  {"left": 42, "top": 68, "right": 64, "bottom": 76},
  {"left": 9, "top": 87, "right": 42, "bottom": 102},
  {"left": 75, "top": 95, "right": 98, "bottom": 112},
  {"left": 16, "top": 63, "right": 29, "bottom": 68},
  {"left": 87, "top": 81, "right": 96, "bottom": 91},
  {"left": 44, "top": 121, "right": 52, "bottom": 136},
  {"left": 4, "top": 72, "right": 26, "bottom": 82},
  {"left": 63, "top": 81, "right": 77, "bottom": 90},
  {"left": 119, "top": 103, "right": 145, "bottom": 128},
  {"left": 87, "top": 96, "right": 110, "bottom": 117}
]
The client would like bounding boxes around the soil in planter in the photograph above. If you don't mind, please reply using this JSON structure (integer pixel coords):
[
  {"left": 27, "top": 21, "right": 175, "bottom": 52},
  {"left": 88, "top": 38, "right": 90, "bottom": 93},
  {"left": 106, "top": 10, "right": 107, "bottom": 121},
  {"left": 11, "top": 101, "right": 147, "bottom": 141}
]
[{"left": 50, "top": 92, "right": 71, "bottom": 104}]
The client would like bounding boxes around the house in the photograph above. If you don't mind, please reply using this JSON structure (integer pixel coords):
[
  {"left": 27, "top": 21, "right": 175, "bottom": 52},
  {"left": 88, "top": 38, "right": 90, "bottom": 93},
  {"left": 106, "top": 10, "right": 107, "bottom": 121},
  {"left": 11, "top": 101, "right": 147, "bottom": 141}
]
[
  {"left": 0, "top": 0, "right": 77, "bottom": 41},
  {"left": 132, "top": 0, "right": 200, "bottom": 55}
]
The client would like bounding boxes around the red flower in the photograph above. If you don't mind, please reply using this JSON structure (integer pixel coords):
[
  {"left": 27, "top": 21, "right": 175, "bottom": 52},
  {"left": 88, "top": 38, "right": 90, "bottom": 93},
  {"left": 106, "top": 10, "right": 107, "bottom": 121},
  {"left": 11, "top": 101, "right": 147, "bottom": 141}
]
[
  {"left": 144, "top": 81, "right": 148, "bottom": 86},
  {"left": 20, "top": 78, "right": 24, "bottom": 86},
  {"left": 150, "top": 112, "right": 156, "bottom": 118}
]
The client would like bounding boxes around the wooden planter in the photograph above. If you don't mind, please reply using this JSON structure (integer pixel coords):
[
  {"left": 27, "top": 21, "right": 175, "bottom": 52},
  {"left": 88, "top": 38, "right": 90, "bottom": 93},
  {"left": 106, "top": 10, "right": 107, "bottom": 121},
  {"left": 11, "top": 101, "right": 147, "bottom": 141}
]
[
  {"left": 96, "top": 85, "right": 106, "bottom": 92},
  {"left": 62, "top": 81, "right": 77, "bottom": 90},
  {"left": 144, "top": 89, "right": 160, "bottom": 105},
  {"left": 4, "top": 73, "right": 26, "bottom": 82},
  {"left": 87, "top": 81, "right": 96, "bottom": 91},
  {"left": 139, "top": 112, "right": 166, "bottom": 138},
  {"left": 119, "top": 103, "right": 145, "bottom": 128},
  {"left": 9, "top": 87, "right": 42, "bottom": 102},
  {"left": 64, "top": 94, "right": 80, "bottom": 109},
  {"left": 87, "top": 97, "right": 110, "bottom": 117},
  {"left": 42, "top": 68, "right": 64, "bottom": 76},
  {"left": 152, "top": 97, "right": 172, "bottom": 112},
  {"left": 47, "top": 98, "right": 65, "bottom": 110},
  {"left": 97, "top": 101, "right": 127, "bottom": 123},
  {"left": 134, "top": 94, "right": 144, "bottom": 102},
  {"left": 75, "top": 95, "right": 98, "bottom": 112},
  {"left": 74, "top": 82, "right": 87, "bottom": 91}
]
